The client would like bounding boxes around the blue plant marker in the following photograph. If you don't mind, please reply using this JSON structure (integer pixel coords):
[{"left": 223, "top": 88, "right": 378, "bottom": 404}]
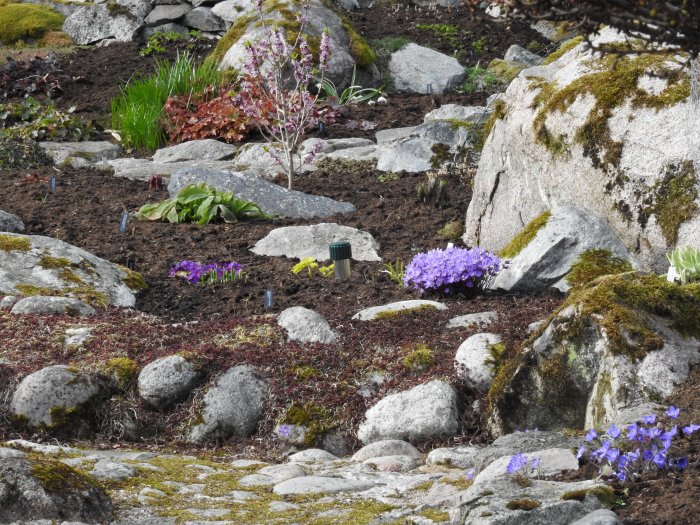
[
  {"left": 426, "top": 83, "right": 433, "bottom": 94},
  {"left": 318, "top": 122, "right": 327, "bottom": 138},
  {"left": 263, "top": 289, "right": 274, "bottom": 310},
  {"left": 49, "top": 176, "right": 57, "bottom": 192},
  {"left": 118, "top": 211, "right": 129, "bottom": 235}
]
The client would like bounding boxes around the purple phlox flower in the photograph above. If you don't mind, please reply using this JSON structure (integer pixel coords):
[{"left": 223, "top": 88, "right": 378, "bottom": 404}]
[
  {"left": 616, "top": 471, "right": 628, "bottom": 481},
  {"left": 585, "top": 429, "right": 598, "bottom": 442},
  {"left": 506, "top": 453, "right": 528, "bottom": 474},
  {"left": 666, "top": 406, "right": 680, "bottom": 419},
  {"left": 676, "top": 457, "right": 689, "bottom": 469},
  {"left": 647, "top": 427, "right": 662, "bottom": 439},
  {"left": 643, "top": 449, "right": 654, "bottom": 462},
  {"left": 577, "top": 445, "right": 587, "bottom": 459},
  {"left": 466, "top": 469, "right": 475, "bottom": 480},
  {"left": 604, "top": 448, "right": 620, "bottom": 463},
  {"left": 278, "top": 424, "right": 292, "bottom": 438},
  {"left": 642, "top": 414, "right": 657, "bottom": 425},
  {"left": 682, "top": 423, "right": 700, "bottom": 436},
  {"left": 626, "top": 423, "right": 640, "bottom": 441},
  {"left": 653, "top": 451, "right": 667, "bottom": 469},
  {"left": 607, "top": 424, "right": 621, "bottom": 439},
  {"left": 591, "top": 440, "right": 612, "bottom": 462},
  {"left": 529, "top": 458, "right": 540, "bottom": 470}
]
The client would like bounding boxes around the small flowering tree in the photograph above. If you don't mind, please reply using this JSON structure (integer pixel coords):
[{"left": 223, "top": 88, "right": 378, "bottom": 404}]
[{"left": 236, "top": 0, "right": 331, "bottom": 189}]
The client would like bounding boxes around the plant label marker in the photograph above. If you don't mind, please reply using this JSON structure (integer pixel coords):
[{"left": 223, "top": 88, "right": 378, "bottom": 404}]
[
  {"left": 330, "top": 240, "right": 352, "bottom": 280},
  {"left": 447, "top": 242, "right": 454, "bottom": 249},
  {"left": 318, "top": 122, "right": 327, "bottom": 138},
  {"left": 264, "top": 289, "right": 275, "bottom": 310},
  {"left": 426, "top": 83, "right": 433, "bottom": 94},
  {"left": 49, "top": 176, "right": 57, "bottom": 192},
  {"left": 118, "top": 212, "right": 129, "bottom": 235}
]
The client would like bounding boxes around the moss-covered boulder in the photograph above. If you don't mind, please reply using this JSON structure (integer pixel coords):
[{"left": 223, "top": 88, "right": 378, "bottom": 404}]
[
  {"left": 0, "top": 3, "right": 64, "bottom": 45},
  {"left": 0, "top": 456, "right": 112, "bottom": 523},
  {"left": 488, "top": 273, "right": 700, "bottom": 435},
  {"left": 214, "top": 0, "right": 377, "bottom": 89},
  {"left": 0, "top": 233, "right": 146, "bottom": 307},
  {"left": 465, "top": 27, "right": 700, "bottom": 272}
]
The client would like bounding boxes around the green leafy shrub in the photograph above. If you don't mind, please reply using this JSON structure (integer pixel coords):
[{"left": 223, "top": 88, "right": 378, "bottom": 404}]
[
  {"left": 461, "top": 66, "right": 501, "bottom": 94},
  {"left": 111, "top": 52, "right": 225, "bottom": 149},
  {"left": 0, "top": 3, "right": 64, "bottom": 45},
  {"left": 0, "top": 97, "right": 93, "bottom": 141},
  {"left": 667, "top": 246, "right": 700, "bottom": 284},
  {"left": 136, "top": 183, "right": 269, "bottom": 225}
]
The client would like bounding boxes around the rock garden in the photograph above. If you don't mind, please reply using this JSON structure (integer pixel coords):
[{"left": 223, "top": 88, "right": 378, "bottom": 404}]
[{"left": 1, "top": 0, "right": 699, "bottom": 524}]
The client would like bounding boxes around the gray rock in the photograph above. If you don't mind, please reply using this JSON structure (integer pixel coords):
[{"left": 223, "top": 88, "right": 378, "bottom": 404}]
[
  {"left": 0, "top": 233, "right": 141, "bottom": 307},
  {"left": 187, "top": 365, "right": 266, "bottom": 443},
  {"left": 426, "top": 446, "right": 480, "bottom": 468},
  {"left": 11, "top": 296, "right": 95, "bottom": 317},
  {"left": 571, "top": 509, "right": 624, "bottom": 525},
  {"left": 103, "top": 157, "right": 237, "bottom": 181},
  {"left": 168, "top": 166, "right": 356, "bottom": 219},
  {"left": 143, "top": 22, "right": 189, "bottom": 38},
  {"left": 447, "top": 311, "right": 498, "bottom": 329},
  {"left": 362, "top": 455, "right": 417, "bottom": 472},
  {"left": 351, "top": 440, "right": 421, "bottom": 462},
  {"left": 63, "top": 2, "right": 148, "bottom": 45},
  {"left": 257, "top": 463, "right": 307, "bottom": 482},
  {"left": 376, "top": 120, "right": 473, "bottom": 173},
  {"left": 138, "top": 355, "right": 200, "bottom": 410},
  {"left": 211, "top": 0, "right": 256, "bottom": 22},
  {"left": 287, "top": 449, "right": 338, "bottom": 463},
  {"left": 454, "top": 333, "right": 501, "bottom": 392},
  {"left": 89, "top": 460, "right": 136, "bottom": 481},
  {"left": 389, "top": 43, "right": 465, "bottom": 94},
  {"left": 0, "top": 210, "right": 25, "bottom": 233},
  {"left": 64, "top": 327, "right": 94, "bottom": 346},
  {"left": 0, "top": 295, "right": 17, "bottom": 309},
  {"left": 297, "top": 137, "right": 379, "bottom": 163},
  {"left": 474, "top": 447, "right": 578, "bottom": 484},
  {"left": 0, "top": 457, "right": 112, "bottom": 523},
  {"left": 503, "top": 44, "right": 544, "bottom": 66},
  {"left": 464, "top": 28, "right": 700, "bottom": 272},
  {"left": 232, "top": 142, "right": 299, "bottom": 179},
  {"left": 352, "top": 300, "right": 447, "bottom": 321},
  {"left": 0, "top": 447, "right": 27, "bottom": 459},
  {"left": 153, "top": 140, "right": 238, "bottom": 163},
  {"left": 357, "top": 380, "right": 460, "bottom": 444},
  {"left": 477, "top": 431, "right": 581, "bottom": 468},
  {"left": 375, "top": 126, "right": 416, "bottom": 146},
  {"left": 3, "top": 440, "right": 80, "bottom": 456},
  {"left": 182, "top": 7, "right": 225, "bottom": 31},
  {"left": 145, "top": 3, "right": 192, "bottom": 25},
  {"left": 277, "top": 307, "right": 338, "bottom": 344},
  {"left": 489, "top": 206, "right": 636, "bottom": 292},
  {"left": 272, "top": 475, "right": 374, "bottom": 495},
  {"left": 251, "top": 223, "right": 380, "bottom": 262},
  {"left": 423, "top": 104, "right": 489, "bottom": 124},
  {"left": 10, "top": 365, "right": 110, "bottom": 434},
  {"left": 39, "top": 141, "right": 122, "bottom": 168}
]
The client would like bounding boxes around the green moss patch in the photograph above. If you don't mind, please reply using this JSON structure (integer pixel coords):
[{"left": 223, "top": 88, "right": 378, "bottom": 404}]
[
  {"left": 0, "top": 234, "right": 31, "bottom": 252},
  {"left": 566, "top": 249, "right": 633, "bottom": 290},
  {"left": 560, "top": 485, "right": 615, "bottom": 506},
  {"left": 103, "top": 357, "right": 139, "bottom": 389},
  {"left": 15, "top": 283, "right": 109, "bottom": 307},
  {"left": 402, "top": 343, "right": 434, "bottom": 371},
  {"left": 373, "top": 304, "right": 438, "bottom": 320},
  {"left": 482, "top": 99, "right": 507, "bottom": 148},
  {"left": 487, "top": 58, "right": 522, "bottom": 83},
  {"left": 31, "top": 458, "right": 99, "bottom": 493},
  {"left": 499, "top": 211, "right": 551, "bottom": 259},
  {"left": 341, "top": 17, "right": 376, "bottom": 68},
  {"left": 639, "top": 160, "right": 698, "bottom": 245},
  {"left": 505, "top": 499, "right": 541, "bottom": 511},
  {"left": 0, "top": 3, "right": 64, "bottom": 45},
  {"left": 531, "top": 53, "right": 690, "bottom": 168},
  {"left": 282, "top": 402, "right": 334, "bottom": 445},
  {"left": 542, "top": 36, "right": 585, "bottom": 65},
  {"left": 119, "top": 266, "right": 148, "bottom": 292}
]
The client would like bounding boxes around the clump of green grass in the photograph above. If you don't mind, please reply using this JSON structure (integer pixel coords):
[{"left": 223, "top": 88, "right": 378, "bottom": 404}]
[
  {"left": 111, "top": 52, "right": 225, "bottom": 149},
  {"left": 461, "top": 66, "right": 501, "bottom": 94},
  {"left": 0, "top": 3, "right": 64, "bottom": 45}
]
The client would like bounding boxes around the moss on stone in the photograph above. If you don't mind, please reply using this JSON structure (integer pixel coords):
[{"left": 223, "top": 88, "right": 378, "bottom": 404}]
[
  {"left": 373, "top": 304, "right": 438, "bottom": 320},
  {"left": 119, "top": 265, "right": 148, "bottom": 292},
  {"left": 38, "top": 254, "right": 72, "bottom": 269},
  {"left": 505, "top": 499, "right": 541, "bottom": 511},
  {"left": 639, "top": 160, "right": 698, "bottom": 245},
  {"left": 542, "top": 36, "right": 585, "bottom": 65},
  {"left": 442, "top": 476, "right": 474, "bottom": 490},
  {"left": 487, "top": 58, "right": 522, "bottom": 83},
  {"left": 402, "top": 343, "right": 434, "bottom": 371},
  {"left": 438, "top": 220, "right": 464, "bottom": 241},
  {"left": 419, "top": 508, "right": 450, "bottom": 522},
  {"left": 498, "top": 211, "right": 551, "bottom": 259},
  {"left": 15, "top": 283, "right": 108, "bottom": 307},
  {"left": 209, "top": 11, "right": 255, "bottom": 65},
  {"left": 482, "top": 99, "right": 507, "bottom": 148},
  {"left": 0, "top": 234, "right": 31, "bottom": 252},
  {"left": 531, "top": 53, "right": 690, "bottom": 168},
  {"left": 30, "top": 457, "right": 98, "bottom": 493},
  {"left": 292, "top": 365, "right": 320, "bottom": 379},
  {"left": 0, "top": 3, "right": 64, "bottom": 45},
  {"left": 566, "top": 249, "right": 634, "bottom": 290},
  {"left": 214, "top": 324, "right": 281, "bottom": 349},
  {"left": 282, "top": 402, "right": 334, "bottom": 445},
  {"left": 103, "top": 357, "right": 139, "bottom": 390},
  {"left": 341, "top": 17, "right": 376, "bottom": 68},
  {"left": 560, "top": 485, "right": 615, "bottom": 506},
  {"left": 47, "top": 405, "right": 83, "bottom": 430},
  {"left": 484, "top": 342, "right": 507, "bottom": 374}
]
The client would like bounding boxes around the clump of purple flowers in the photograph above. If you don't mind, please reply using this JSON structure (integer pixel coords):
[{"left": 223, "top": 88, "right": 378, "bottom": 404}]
[
  {"left": 170, "top": 260, "right": 243, "bottom": 284},
  {"left": 403, "top": 247, "right": 502, "bottom": 294},
  {"left": 577, "top": 406, "right": 699, "bottom": 482}
]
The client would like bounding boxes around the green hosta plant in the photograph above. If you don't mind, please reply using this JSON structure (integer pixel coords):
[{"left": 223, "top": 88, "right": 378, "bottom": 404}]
[
  {"left": 136, "top": 183, "right": 268, "bottom": 225},
  {"left": 319, "top": 66, "right": 383, "bottom": 106},
  {"left": 667, "top": 246, "right": 700, "bottom": 284}
]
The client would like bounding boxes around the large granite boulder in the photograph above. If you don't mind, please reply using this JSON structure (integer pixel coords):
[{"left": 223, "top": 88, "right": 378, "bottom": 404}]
[
  {"left": 10, "top": 365, "right": 111, "bottom": 435},
  {"left": 63, "top": 0, "right": 151, "bottom": 44},
  {"left": 217, "top": 0, "right": 375, "bottom": 88},
  {"left": 0, "top": 210, "right": 25, "bottom": 233},
  {"left": 0, "top": 457, "right": 112, "bottom": 523},
  {"left": 388, "top": 43, "right": 466, "bottom": 94},
  {"left": 488, "top": 273, "right": 700, "bottom": 436},
  {"left": 0, "top": 233, "right": 145, "bottom": 307},
  {"left": 464, "top": 28, "right": 700, "bottom": 272},
  {"left": 138, "top": 355, "right": 200, "bottom": 410}
]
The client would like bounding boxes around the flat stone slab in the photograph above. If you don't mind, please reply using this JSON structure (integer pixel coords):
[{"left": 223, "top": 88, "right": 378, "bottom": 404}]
[
  {"left": 446, "top": 311, "right": 498, "bottom": 329},
  {"left": 251, "top": 223, "right": 380, "bottom": 261},
  {"left": 40, "top": 141, "right": 122, "bottom": 168},
  {"left": 168, "top": 167, "right": 355, "bottom": 219},
  {"left": 352, "top": 300, "right": 447, "bottom": 321},
  {"left": 152, "top": 139, "right": 237, "bottom": 163},
  {"left": 474, "top": 447, "right": 579, "bottom": 485},
  {"left": 375, "top": 126, "right": 417, "bottom": 146},
  {"left": 272, "top": 475, "right": 375, "bottom": 495},
  {"left": 103, "top": 158, "right": 237, "bottom": 181},
  {"left": 11, "top": 296, "right": 95, "bottom": 317}
]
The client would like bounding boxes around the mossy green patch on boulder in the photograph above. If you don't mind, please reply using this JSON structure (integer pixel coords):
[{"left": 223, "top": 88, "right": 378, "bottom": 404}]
[
  {"left": 542, "top": 36, "right": 584, "bottom": 66},
  {"left": 498, "top": 211, "right": 551, "bottom": 259},
  {"left": 0, "top": 233, "right": 31, "bottom": 252},
  {"left": 481, "top": 99, "right": 507, "bottom": 148},
  {"left": 566, "top": 249, "right": 633, "bottom": 290},
  {"left": 487, "top": 58, "right": 522, "bottom": 83},
  {"left": 0, "top": 3, "right": 64, "bottom": 45}
]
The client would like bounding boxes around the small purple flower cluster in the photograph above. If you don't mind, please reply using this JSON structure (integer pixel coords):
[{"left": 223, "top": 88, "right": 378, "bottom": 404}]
[
  {"left": 506, "top": 453, "right": 540, "bottom": 475},
  {"left": 577, "top": 406, "right": 699, "bottom": 482},
  {"left": 169, "top": 260, "right": 243, "bottom": 284},
  {"left": 403, "top": 247, "right": 502, "bottom": 294}
]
